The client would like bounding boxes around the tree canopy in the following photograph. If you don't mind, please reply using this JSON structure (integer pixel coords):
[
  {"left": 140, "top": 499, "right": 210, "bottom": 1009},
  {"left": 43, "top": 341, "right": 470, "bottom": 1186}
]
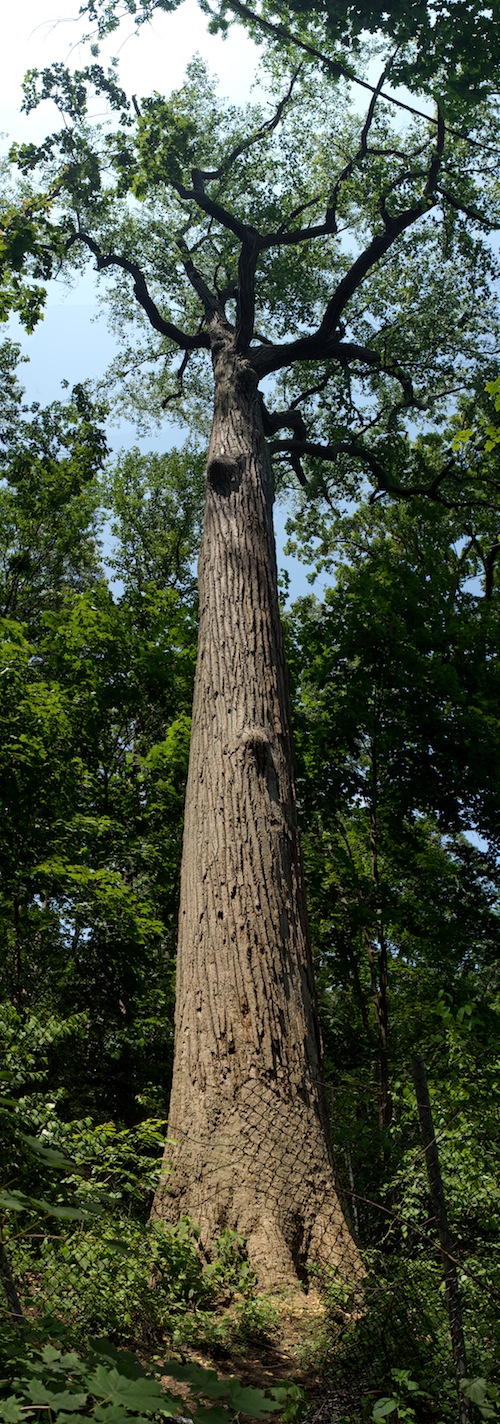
[
  {"left": 8, "top": 44, "right": 500, "bottom": 523},
  {"left": 80, "top": 0, "right": 500, "bottom": 111}
]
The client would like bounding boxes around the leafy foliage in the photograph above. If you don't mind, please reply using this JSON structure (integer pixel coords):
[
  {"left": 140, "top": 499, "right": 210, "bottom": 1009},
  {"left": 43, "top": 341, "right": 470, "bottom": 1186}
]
[
  {"left": 0, "top": 1337, "right": 283, "bottom": 1424},
  {"left": 0, "top": 349, "right": 200, "bottom": 1124},
  {"left": 79, "top": 0, "right": 500, "bottom": 112}
]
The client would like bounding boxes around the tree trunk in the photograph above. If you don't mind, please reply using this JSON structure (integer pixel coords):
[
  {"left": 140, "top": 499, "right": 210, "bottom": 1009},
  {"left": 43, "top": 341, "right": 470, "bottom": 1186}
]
[
  {"left": 152, "top": 347, "right": 359, "bottom": 1289},
  {"left": 368, "top": 736, "right": 392, "bottom": 1131}
]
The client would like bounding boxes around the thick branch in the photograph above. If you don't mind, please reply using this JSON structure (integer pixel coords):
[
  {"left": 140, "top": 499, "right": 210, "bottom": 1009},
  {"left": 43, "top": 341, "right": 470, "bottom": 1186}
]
[
  {"left": 296, "top": 112, "right": 443, "bottom": 345},
  {"left": 262, "top": 403, "right": 310, "bottom": 483},
  {"left": 269, "top": 436, "right": 388, "bottom": 488},
  {"left": 176, "top": 234, "right": 229, "bottom": 325},
  {"left": 174, "top": 176, "right": 253, "bottom": 244},
  {"left": 253, "top": 337, "right": 421, "bottom": 410},
  {"left": 368, "top": 454, "right": 458, "bottom": 505},
  {"left": 424, "top": 105, "right": 446, "bottom": 198},
  {"left": 235, "top": 233, "right": 260, "bottom": 351},
  {"left": 465, "top": 530, "right": 500, "bottom": 598},
  {"left": 259, "top": 218, "right": 334, "bottom": 248},
  {"left": 66, "top": 231, "right": 209, "bottom": 349},
  {"left": 261, "top": 403, "right": 308, "bottom": 440},
  {"left": 317, "top": 202, "right": 432, "bottom": 342},
  {"left": 267, "top": 436, "right": 483, "bottom": 511}
]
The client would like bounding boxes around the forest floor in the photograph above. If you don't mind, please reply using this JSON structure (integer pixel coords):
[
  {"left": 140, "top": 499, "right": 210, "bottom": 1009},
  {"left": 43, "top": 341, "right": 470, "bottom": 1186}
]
[
  {"left": 158, "top": 1290, "right": 363, "bottom": 1423},
  {"left": 185, "top": 1290, "right": 327, "bottom": 1386}
]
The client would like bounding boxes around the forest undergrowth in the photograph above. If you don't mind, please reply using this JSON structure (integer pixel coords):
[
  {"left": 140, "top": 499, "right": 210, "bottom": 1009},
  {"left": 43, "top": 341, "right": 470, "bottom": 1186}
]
[{"left": 1, "top": 998, "right": 499, "bottom": 1424}]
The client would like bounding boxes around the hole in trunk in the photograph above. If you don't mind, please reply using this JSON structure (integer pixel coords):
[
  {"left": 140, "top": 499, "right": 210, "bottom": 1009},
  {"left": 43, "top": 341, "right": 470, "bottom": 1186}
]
[{"left": 207, "top": 455, "right": 240, "bottom": 496}]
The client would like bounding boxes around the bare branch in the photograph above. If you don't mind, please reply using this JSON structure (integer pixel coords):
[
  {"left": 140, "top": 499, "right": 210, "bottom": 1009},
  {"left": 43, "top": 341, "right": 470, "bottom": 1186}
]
[
  {"left": 274, "top": 191, "right": 329, "bottom": 237},
  {"left": 253, "top": 335, "right": 423, "bottom": 410},
  {"left": 174, "top": 174, "right": 254, "bottom": 244},
  {"left": 289, "top": 371, "right": 333, "bottom": 409},
  {"left": 316, "top": 201, "right": 433, "bottom": 343},
  {"left": 323, "top": 63, "right": 389, "bottom": 232},
  {"left": 437, "top": 186, "right": 497, "bottom": 231},
  {"left": 259, "top": 218, "right": 333, "bottom": 248},
  {"left": 268, "top": 435, "right": 388, "bottom": 488},
  {"left": 266, "top": 436, "right": 496, "bottom": 513},
  {"left": 306, "top": 108, "right": 444, "bottom": 341},
  {"left": 424, "top": 104, "right": 446, "bottom": 198},
  {"left": 218, "top": 0, "right": 500, "bottom": 157},
  {"left": 161, "top": 346, "right": 193, "bottom": 409}
]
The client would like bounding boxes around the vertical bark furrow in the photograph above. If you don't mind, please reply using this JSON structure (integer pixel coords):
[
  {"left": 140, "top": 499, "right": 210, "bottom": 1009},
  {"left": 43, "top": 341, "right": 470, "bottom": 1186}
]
[{"left": 153, "top": 347, "right": 359, "bottom": 1287}]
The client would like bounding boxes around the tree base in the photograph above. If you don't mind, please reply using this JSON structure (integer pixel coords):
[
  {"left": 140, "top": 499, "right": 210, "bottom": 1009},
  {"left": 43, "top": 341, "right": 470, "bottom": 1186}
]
[{"left": 151, "top": 1079, "right": 361, "bottom": 1290}]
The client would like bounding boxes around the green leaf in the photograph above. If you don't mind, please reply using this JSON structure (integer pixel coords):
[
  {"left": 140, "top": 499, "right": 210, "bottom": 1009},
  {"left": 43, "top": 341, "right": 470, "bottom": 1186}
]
[
  {"left": 93, "top": 1409, "right": 154, "bottom": 1424},
  {"left": 25, "top": 1380, "right": 89, "bottom": 1411},
  {"left": 0, "top": 1190, "right": 29, "bottom": 1212},
  {"left": 88, "top": 1343, "right": 144, "bottom": 1379},
  {"left": 86, "top": 1366, "right": 180, "bottom": 1415},
  {"left": 164, "top": 1363, "right": 280, "bottom": 1419},
  {"left": 192, "top": 1410, "right": 228, "bottom": 1424},
  {"left": 460, "top": 1378, "right": 499, "bottom": 1413},
  {"left": 225, "top": 1386, "right": 281, "bottom": 1418},
  {"left": 21, "top": 1133, "right": 76, "bottom": 1168},
  {"left": 35, "top": 1199, "right": 95, "bottom": 1220},
  {"left": 0, "top": 1398, "right": 25, "bottom": 1423}
]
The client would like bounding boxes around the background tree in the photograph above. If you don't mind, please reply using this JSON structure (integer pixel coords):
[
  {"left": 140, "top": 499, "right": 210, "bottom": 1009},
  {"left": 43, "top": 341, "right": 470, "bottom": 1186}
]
[
  {"left": 0, "top": 346, "right": 201, "bottom": 1121},
  {"left": 284, "top": 482, "right": 500, "bottom": 1150}
]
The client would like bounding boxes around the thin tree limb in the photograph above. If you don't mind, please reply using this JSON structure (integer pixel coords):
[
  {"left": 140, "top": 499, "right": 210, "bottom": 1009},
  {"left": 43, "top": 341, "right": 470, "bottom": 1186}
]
[{"left": 193, "top": 65, "right": 303, "bottom": 183}]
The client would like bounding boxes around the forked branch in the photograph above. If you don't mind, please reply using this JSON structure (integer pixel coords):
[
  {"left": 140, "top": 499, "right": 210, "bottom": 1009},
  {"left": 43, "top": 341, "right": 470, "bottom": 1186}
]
[{"left": 192, "top": 66, "right": 303, "bottom": 185}]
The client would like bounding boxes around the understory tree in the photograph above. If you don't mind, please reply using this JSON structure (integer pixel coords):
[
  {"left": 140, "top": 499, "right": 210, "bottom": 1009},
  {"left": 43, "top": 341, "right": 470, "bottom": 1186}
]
[{"left": 9, "top": 7, "right": 500, "bottom": 1285}]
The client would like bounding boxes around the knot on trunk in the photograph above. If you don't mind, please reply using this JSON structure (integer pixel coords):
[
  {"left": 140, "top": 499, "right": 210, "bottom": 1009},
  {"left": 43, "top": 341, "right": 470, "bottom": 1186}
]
[
  {"left": 243, "top": 727, "right": 272, "bottom": 775},
  {"left": 207, "top": 454, "right": 240, "bottom": 496}
]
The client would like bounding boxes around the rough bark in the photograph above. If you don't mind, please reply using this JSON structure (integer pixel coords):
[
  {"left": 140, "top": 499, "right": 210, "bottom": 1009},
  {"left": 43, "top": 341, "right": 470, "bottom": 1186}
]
[{"left": 152, "top": 344, "right": 359, "bottom": 1288}]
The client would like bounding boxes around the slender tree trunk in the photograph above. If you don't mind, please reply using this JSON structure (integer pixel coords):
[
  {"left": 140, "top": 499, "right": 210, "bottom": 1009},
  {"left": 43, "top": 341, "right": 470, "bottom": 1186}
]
[
  {"left": 152, "top": 347, "right": 359, "bottom": 1289},
  {"left": 0, "top": 1233, "right": 23, "bottom": 1330},
  {"left": 367, "top": 735, "right": 391, "bottom": 1130},
  {"left": 410, "top": 1055, "right": 471, "bottom": 1424}
]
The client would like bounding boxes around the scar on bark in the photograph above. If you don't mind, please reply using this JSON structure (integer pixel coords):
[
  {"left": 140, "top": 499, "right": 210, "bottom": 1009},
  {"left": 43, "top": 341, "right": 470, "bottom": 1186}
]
[{"left": 207, "top": 454, "right": 241, "bottom": 495}]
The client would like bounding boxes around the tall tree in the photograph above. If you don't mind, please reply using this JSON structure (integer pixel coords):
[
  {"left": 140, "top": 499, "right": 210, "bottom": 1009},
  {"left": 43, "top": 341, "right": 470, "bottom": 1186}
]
[{"left": 10, "top": 32, "right": 499, "bottom": 1284}]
